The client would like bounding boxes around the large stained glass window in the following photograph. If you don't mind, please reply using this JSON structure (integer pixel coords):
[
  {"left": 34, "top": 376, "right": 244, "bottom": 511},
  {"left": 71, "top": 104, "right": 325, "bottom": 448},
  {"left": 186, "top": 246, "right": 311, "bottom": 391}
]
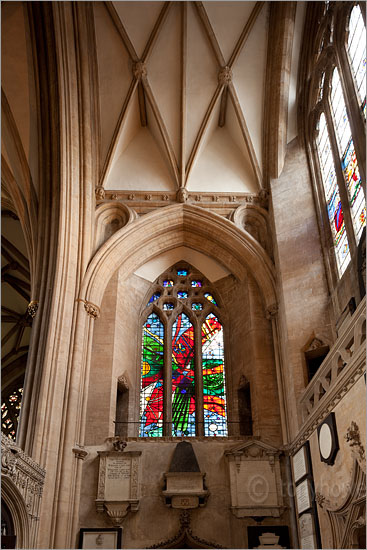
[
  {"left": 1, "top": 387, "right": 23, "bottom": 441},
  {"left": 202, "top": 314, "right": 227, "bottom": 437},
  {"left": 347, "top": 5, "right": 366, "bottom": 117},
  {"left": 316, "top": 112, "right": 351, "bottom": 275},
  {"left": 140, "top": 313, "right": 164, "bottom": 437},
  {"left": 140, "top": 264, "right": 227, "bottom": 437},
  {"left": 172, "top": 314, "right": 195, "bottom": 436},
  {"left": 330, "top": 68, "right": 366, "bottom": 243}
]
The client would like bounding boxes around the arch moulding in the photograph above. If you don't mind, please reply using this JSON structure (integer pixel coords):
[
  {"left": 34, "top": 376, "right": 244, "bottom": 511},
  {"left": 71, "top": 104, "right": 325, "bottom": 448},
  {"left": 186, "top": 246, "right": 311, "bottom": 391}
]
[{"left": 81, "top": 204, "right": 277, "bottom": 310}]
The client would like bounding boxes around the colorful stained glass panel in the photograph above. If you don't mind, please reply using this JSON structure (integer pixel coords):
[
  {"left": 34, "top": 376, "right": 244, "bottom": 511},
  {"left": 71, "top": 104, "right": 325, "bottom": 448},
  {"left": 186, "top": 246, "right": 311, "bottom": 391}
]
[
  {"left": 192, "top": 303, "right": 203, "bottom": 311},
  {"left": 317, "top": 113, "right": 351, "bottom": 275},
  {"left": 140, "top": 314, "right": 164, "bottom": 437},
  {"left": 177, "top": 291, "right": 188, "bottom": 299},
  {"left": 148, "top": 292, "right": 161, "bottom": 305},
  {"left": 204, "top": 293, "right": 217, "bottom": 305},
  {"left": 163, "top": 303, "right": 174, "bottom": 310},
  {"left": 191, "top": 281, "right": 202, "bottom": 288},
  {"left": 201, "top": 314, "right": 227, "bottom": 437},
  {"left": 163, "top": 280, "right": 174, "bottom": 287},
  {"left": 177, "top": 269, "right": 188, "bottom": 276},
  {"left": 331, "top": 69, "right": 366, "bottom": 242},
  {"left": 171, "top": 313, "right": 196, "bottom": 436},
  {"left": 348, "top": 5, "right": 366, "bottom": 117},
  {"left": 1, "top": 387, "right": 23, "bottom": 441}
]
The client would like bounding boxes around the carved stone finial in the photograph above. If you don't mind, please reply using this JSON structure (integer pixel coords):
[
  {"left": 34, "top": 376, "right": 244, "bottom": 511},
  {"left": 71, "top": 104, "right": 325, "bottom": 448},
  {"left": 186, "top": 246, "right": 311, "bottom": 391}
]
[
  {"left": 176, "top": 188, "right": 188, "bottom": 203},
  {"left": 27, "top": 300, "right": 39, "bottom": 318},
  {"left": 218, "top": 66, "right": 232, "bottom": 86},
  {"left": 345, "top": 422, "right": 366, "bottom": 469},
  {"left": 133, "top": 61, "right": 147, "bottom": 81},
  {"left": 95, "top": 186, "right": 105, "bottom": 200},
  {"left": 266, "top": 303, "right": 278, "bottom": 320}
]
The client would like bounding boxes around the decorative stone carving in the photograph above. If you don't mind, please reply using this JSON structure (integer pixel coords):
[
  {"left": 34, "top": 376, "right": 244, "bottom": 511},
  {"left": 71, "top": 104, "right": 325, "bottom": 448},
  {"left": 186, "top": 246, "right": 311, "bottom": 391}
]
[
  {"left": 218, "top": 66, "right": 232, "bottom": 86},
  {"left": 95, "top": 202, "right": 137, "bottom": 252},
  {"left": 95, "top": 186, "right": 105, "bottom": 201},
  {"left": 256, "top": 189, "right": 269, "bottom": 209},
  {"left": 176, "top": 188, "right": 188, "bottom": 203},
  {"left": 72, "top": 444, "right": 88, "bottom": 460},
  {"left": 306, "top": 337, "right": 324, "bottom": 351},
  {"left": 225, "top": 440, "right": 284, "bottom": 518},
  {"left": 1, "top": 434, "right": 45, "bottom": 547},
  {"left": 345, "top": 421, "right": 366, "bottom": 470},
  {"left": 111, "top": 193, "right": 118, "bottom": 200},
  {"left": 96, "top": 449, "right": 141, "bottom": 525},
  {"left": 163, "top": 442, "right": 209, "bottom": 509},
  {"left": 133, "top": 61, "right": 147, "bottom": 81},
  {"left": 27, "top": 300, "right": 39, "bottom": 318},
  {"left": 231, "top": 203, "right": 271, "bottom": 254},
  {"left": 195, "top": 194, "right": 202, "bottom": 202},
  {"left": 128, "top": 194, "right": 135, "bottom": 200},
  {"left": 162, "top": 194, "right": 169, "bottom": 201},
  {"left": 117, "top": 374, "right": 129, "bottom": 392},
  {"left": 147, "top": 510, "right": 225, "bottom": 549},
  {"left": 84, "top": 301, "right": 100, "bottom": 319},
  {"left": 266, "top": 304, "right": 278, "bottom": 320},
  {"left": 145, "top": 194, "right": 152, "bottom": 201}
]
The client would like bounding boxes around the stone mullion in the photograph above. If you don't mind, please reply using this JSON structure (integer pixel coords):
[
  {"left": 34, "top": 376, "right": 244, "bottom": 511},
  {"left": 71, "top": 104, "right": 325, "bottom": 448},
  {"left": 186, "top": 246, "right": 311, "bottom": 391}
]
[
  {"left": 324, "top": 96, "right": 358, "bottom": 255},
  {"left": 335, "top": 36, "right": 366, "bottom": 190},
  {"left": 163, "top": 317, "right": 172, "bottom": 436},
  {"left": 194, "top": 318, "right": 204, "bottom": 437}
]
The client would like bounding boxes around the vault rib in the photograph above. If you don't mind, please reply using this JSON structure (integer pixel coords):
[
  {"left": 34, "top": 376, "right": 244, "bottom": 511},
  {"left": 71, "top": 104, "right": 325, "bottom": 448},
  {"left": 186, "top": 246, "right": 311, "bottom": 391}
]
[
  {"left": 180, "top": 2, "right": 187, "bottom": 188},
  {"left": 143, "top": 80, "right": 180, "bottom": 188},
  {"left": 228, "top": 2, "right": 265, "bottom": 68},
  {"left": 141, "top": 2, "right": 172, "bottom": 63},
  {"left": 194, "top": 2, "right": 225, "bottom": 67},
  {"left": 228, "top": 83, "right": 262, "bottom": 188},
  {"left": 104, "top": 1, "right": 139, "bottom": 61}
]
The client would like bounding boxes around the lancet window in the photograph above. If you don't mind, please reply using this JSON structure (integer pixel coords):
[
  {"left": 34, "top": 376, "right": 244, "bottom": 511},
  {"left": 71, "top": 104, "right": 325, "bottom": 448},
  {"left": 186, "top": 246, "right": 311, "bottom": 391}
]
[
  {"left": 139, "top": 263, "right": 227, "bottom": 438},
  {"left": 309, "top": 2, "right": 366, "bottom": 279}
]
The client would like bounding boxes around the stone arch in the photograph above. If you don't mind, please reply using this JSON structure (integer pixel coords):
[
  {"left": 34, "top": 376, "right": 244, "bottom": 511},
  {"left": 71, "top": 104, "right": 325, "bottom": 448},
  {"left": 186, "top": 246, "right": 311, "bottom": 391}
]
[
  {"left": 81, "top": 204, "right": 277, "bottom": 312},
  {"left": 1, "top": 476, "right": 31, "bottom": 549}
]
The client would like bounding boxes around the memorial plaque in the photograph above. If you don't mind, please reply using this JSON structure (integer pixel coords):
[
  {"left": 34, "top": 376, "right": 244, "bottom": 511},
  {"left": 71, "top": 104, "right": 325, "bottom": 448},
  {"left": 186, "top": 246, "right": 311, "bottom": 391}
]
[
  {"left": 292, "top": 446, "right": 307, "bottom": 483},
  {"left": 105, "top": 456, "right": 131, "bottom": 501},
  {"left": 296, "top": 480, "right": 312, "bottom": 514}
]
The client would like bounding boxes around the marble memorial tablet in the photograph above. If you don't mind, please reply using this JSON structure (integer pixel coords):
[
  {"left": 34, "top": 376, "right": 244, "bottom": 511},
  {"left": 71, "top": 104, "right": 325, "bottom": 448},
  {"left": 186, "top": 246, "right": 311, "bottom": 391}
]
[
  {"left": 296, "top": 480, "right": 311, "bottom": 514},
  {"left": 292, "top": 446, "right": 307, "bottom": 483}
]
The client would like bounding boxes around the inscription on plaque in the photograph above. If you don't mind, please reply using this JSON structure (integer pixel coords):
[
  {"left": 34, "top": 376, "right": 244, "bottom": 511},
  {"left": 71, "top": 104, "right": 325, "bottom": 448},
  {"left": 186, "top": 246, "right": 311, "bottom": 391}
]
[
  {"left": 105, "top": 457, "right": 131, "bottom": 501},
  {"left": 296, "top": 480, "right": 311, "bottom": 514},
  {"left": 292, "top": 447, "right": 307, "bottom": 483}
]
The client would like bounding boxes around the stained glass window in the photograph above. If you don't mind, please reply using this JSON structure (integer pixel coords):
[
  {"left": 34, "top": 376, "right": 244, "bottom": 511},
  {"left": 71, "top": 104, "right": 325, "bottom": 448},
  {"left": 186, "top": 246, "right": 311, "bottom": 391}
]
[
  {"left": 347, "top": 5, "right": 366, "bottom": 117},
  {"left": 140, "top": 314, "right": 164, "bottom": 437},
  {"left": 331, "top": 68, "right": 366, "bottom": 242},
  {"left": 317, "top": 112, "right": 351, "bottom": 275},
  {"left": 202, "top": 314, "right": 227, "bottom": 436},
  {"left": 1, "top": 387, "right": 23, "bottom": 441},
  {"left": 140, "top": 265, "right": 227, "bottom": 437},
  {"left": 148, "top": 292, "right": 161, "bottom": 304},
  {"left": 172, "top": 314, "right": 196, "bottom": 436},
  {"left": 204, "top": 293, "right": 217, "bottom": 305}
]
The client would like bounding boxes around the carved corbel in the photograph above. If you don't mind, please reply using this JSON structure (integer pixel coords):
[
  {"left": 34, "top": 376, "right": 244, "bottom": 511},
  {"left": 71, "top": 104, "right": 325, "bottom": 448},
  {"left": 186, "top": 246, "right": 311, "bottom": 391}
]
[
  {"left": 75, "top": 299, "right": 100, "bottom": 319},
  {"left": 95, "top": 186, "right": 105, "bottom": 201},
  {"left": 72, "top": 445, "right": 88, "bottom": 460}
]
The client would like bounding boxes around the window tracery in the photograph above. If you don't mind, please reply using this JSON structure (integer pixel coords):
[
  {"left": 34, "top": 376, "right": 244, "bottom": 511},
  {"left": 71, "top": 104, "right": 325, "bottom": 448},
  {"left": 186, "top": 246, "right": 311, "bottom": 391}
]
[
  {"left": 139, "top": 263, "right": 227, "bottom": 437},
  {"left": 308, "top": 2, "right": 366, "bottom": 281}
]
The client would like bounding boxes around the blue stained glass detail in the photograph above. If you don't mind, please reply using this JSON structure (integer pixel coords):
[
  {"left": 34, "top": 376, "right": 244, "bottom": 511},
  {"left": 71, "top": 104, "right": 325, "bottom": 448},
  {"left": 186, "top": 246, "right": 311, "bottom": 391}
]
[
  {"left": 192, "top": 303, "right": 203, "bottom": 311},
  {"left": 204, "top": 293, "right": 217, "bottom": 306},
  {"left": 177, "top": 291, "right": 188, "bottom": 299},
  {"left": 191, "top": 281, "right": 202, "bottom": 288},
  {"left": 163, "top": 280, "right": 174, "bottom": 287},
  {"left": 163, "top": 303, "right": 174, "bottom": 310},
  {"left": 177, "top": 269, "right": 188, "bottom": 276},
  {"left": 148, "top": 292, "right": 161, "bottom": 305}
]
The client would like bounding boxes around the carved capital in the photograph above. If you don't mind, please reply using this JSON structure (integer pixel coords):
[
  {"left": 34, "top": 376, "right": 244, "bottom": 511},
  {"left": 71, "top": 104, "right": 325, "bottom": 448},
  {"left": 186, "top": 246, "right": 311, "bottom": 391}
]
[
  {"left": 218, "top": 66, "right": 232, "bottom": 86},
  {"left": 27, "top": 300, "right": 39, "bottom": 318},
  {"left": 95, "top": 186, "right": 105, "bottom": 201},
  {"left": 133, "top": 61, "right": 147, "bottom": 81},
  {"left": 72, "top": 445, "right": 88, "bottom": 460},
  {"left": 266, "top": 303, "right": 278, "bottom": 320},
  {"left": 176, "top": 188, "right": 188, "bottom": 203}
]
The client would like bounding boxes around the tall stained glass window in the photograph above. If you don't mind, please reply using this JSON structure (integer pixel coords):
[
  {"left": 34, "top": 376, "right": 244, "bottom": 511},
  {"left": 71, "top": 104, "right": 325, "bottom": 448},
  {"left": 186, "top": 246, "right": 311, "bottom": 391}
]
[
  {"left": 172, "top": 314, "right": 195, "bottom": 436},
  {"left": 330, "top": 68, "right": 366, "bottom": 242},
  {"left": 139, "top": 264, "right": 227, "bottom": 437},
  {"left": 140, "top": 313, "right": 164, "bottom": 437},
  {"left": 316, "top": 112, "right": 351, "bottom": 275},
  {"left": 202, "top": 314, "right": 227, "bottom": 437},
  {"left": 347, "top": 5, "right": 366, "bottom": 117}
]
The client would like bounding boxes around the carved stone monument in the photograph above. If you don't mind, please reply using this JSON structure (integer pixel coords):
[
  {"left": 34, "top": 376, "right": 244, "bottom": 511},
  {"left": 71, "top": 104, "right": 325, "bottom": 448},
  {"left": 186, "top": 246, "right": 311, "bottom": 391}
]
[
  {"left": 225, "top": 440, "right": 284, "bottom": 518},
  {"left": 162, "top": 441, "right": 209, "bottom": 509},
  {"left": 96, "top": 441, "right": 141, "bottom": 525}
]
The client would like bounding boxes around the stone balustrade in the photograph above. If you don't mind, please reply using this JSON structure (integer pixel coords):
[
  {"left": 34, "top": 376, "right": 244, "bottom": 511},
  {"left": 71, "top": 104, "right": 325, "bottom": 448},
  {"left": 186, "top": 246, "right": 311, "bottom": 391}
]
[
  {"left": 1, "top": 433, "right": 45, "bottom": 547},
  {"left": 293, "top": 297, "right": 366, "bottom": 451}
]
